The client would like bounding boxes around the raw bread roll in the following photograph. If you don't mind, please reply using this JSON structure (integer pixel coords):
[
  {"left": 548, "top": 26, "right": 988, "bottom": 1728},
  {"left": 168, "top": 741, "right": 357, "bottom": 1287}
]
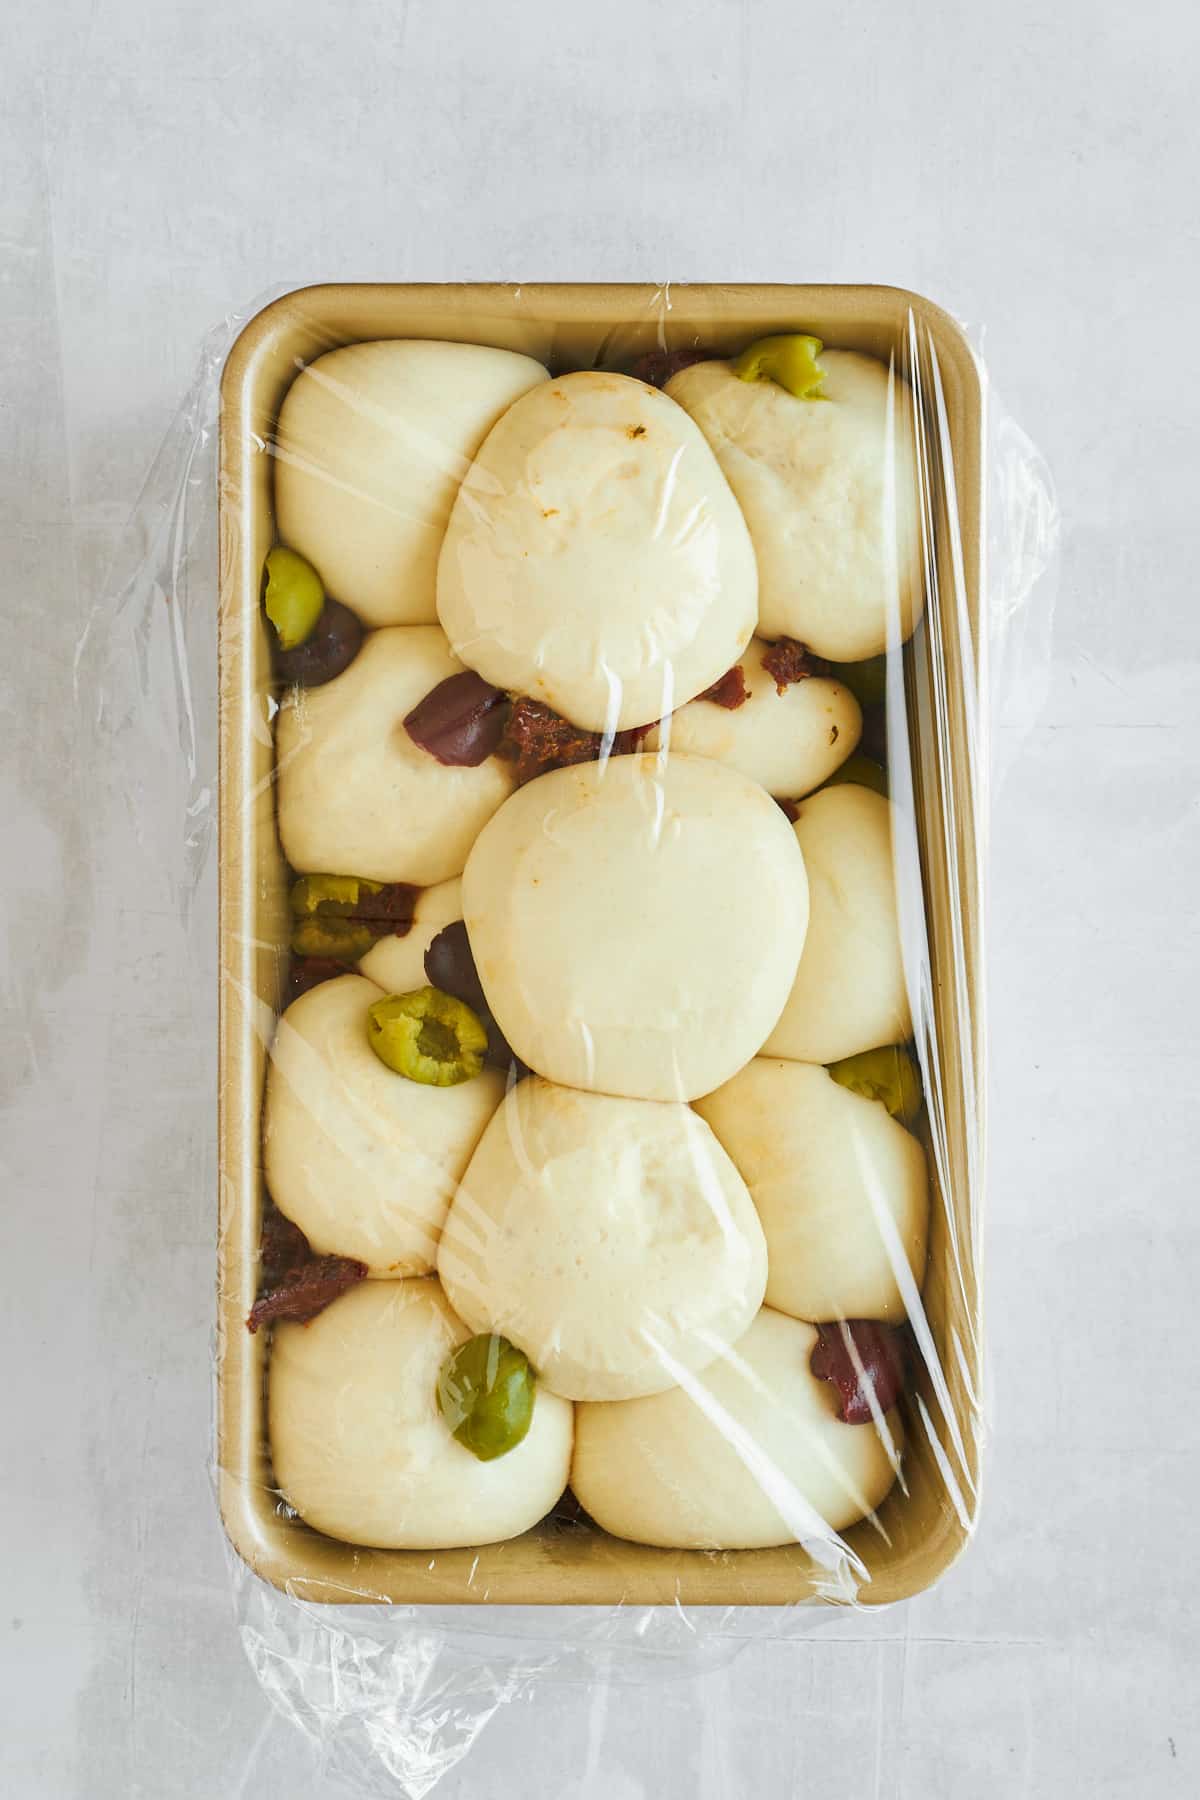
[
  {"left": 647, "top": 637, "right": 861, "bottom": 797},
  {"left": 461, "top": 753, "right": 809, "bottom": 1102},
  {"left": 438, "top": 1077, "right": 768, "bottom": 1401},
  {"left": 274, "top": 340, "right": 549, "bottom": 626},
  {"left": 694, "top": 1058, "right": 928, "bottom": 1322},
  {"left": 571, "top": 1308, "right": 902, "bottom": 1549},
  {"left": 263, "top": 974, "right": 504, "bottom": 1276},
  {"left": 276, "top": 627, "right": 514, "bottom": 886},
  {"left": 665, "top": 353, "right": 922, "bottom": 661},
  {"left": 437, "top": 371, "right": 757, "bottom": 731},
  {"left": 360, "top": 879, "right": 462, "bottom": 993},
  {"left": 269, "top": 1278, "right": 572, "bottom": 1549},
  {"left": 764, "top": 785, "right": 911, "bottom": 1064}
]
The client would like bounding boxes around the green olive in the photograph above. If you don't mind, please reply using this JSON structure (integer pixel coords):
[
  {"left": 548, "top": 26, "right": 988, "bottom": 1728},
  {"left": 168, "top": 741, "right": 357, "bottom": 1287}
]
[
  {"left": 824, "top": 753, "right": 888, "bottom": 798},
  {"left": 437, "top": 1333, "right": 535, "bottom": 1461},
  {"left": 367, "top": 987, "right": 487, "bottom": 1085},
  {"left": 263, "top": 545, "right": 326, "bottom": 650},
  {"left": 828, "top": 1046, "right": 922, "bottom": 1126},
  {"left": 831, "top": 654, "right": 888, "bottom": 709},
  {"left": 290, "top": 872, "right": 384, "bottom": 919},
  {"left": 291, "top": 916, "right": 378, "bottom": 962},
  {"left": 731, "top": 333, "right": 826, "bottom": 400}
]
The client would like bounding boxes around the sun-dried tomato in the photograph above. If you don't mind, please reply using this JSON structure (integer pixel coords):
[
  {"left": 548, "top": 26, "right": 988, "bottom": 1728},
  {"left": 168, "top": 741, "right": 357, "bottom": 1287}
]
[
  {"left": 498, "top": 697, "right": 652, "bottom": 785},
  {"left": 247, "top": 1255, "right": 369, "bottom": 1333},
  {"left": 700, "top": 665, "right": 749, "bottom": 709},
  {"left": 258, "top": 1200, "right": 312, "bottom": 1288},
  {"left": 248, "top": 1200, "right": 368, "bottom": 1332},
  {"left": 761, "top": 638, "right": 831, "bottom": 694},
  {"left": 287, "top": 955, "right": 348, "bottom": 1001}
]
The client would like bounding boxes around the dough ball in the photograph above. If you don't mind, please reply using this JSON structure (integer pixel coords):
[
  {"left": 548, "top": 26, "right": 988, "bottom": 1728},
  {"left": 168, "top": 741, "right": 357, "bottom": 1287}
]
[
  {"left": 647, "top": 637, "right": 861, "bottom": 798},
  {"left": 461, "top": 753, "right": 809, "bottom": 1102},
  {"left": 437, "top": 371, "right": 757, "bottom": 731},
  {"left": 359, "top": 879, "right": 462, "bottom": 993},
  {"left": 276, "top": 627, "right": 515, "bottom": 886},
  {"left": 764, "top": 785, "right": 911, "bottom": 1063},
  {"left": 274, "top": 340, "right": 549, "bottom": 626},
  {"left": 263, "top": 974, "right": 504, "bottom": 1275},
  {"left": 571, "top": 1307, "right": 902, "bottom": 1549},
  {"left": 694, "top": 1059, "right": 928, "bottom": 1322},
  {"left": 666, "top": 354, "right": 922, "bottom": 661},
  {"left": 269, "top": 1277, "right": 572, "bottom": 1549},
  {"left": 438, "top": 1078, "right": 768, "bottom": 1401}
]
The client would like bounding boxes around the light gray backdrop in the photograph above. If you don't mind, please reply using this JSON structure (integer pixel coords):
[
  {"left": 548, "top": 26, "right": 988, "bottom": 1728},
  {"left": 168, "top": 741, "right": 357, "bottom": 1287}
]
[{"left": 3, "top": 1, "right": 1197, "bottom": 1795}]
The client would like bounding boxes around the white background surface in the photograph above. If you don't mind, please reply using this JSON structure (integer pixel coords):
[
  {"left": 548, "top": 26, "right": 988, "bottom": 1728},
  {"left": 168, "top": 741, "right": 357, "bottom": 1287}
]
[{"left": 3, "top": 1, "right": 1198, "bottom": 1795}]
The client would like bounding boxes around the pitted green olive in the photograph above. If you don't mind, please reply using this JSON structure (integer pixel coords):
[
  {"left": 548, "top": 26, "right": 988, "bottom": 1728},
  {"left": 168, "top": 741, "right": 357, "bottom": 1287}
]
[
  {"left": 732, "top": 333, "right": 826, "bottom": 401},
  {"left": 290, "top": 873, "right": 383, "bottom": 918},
  {"left": 828, "top": 1045, "right": 922, "bottom": 1127},
  {"left": 366, "top": 987, "right": 487, "bottom": 1085},
  {"left": 832, "top": 654, "right": 888, "bottom": 709},
  {"left": 436, "top": 1333, "right": 535, "bottom": 1461},
  {"left": 291, "top": 916, "right": 377, "bottom": 962},
  {"left": 824, "top": 753, "right": 888, "bottom": 798},
  {"left": 263, "top": 545, "right": 326, "bottom": 650}
]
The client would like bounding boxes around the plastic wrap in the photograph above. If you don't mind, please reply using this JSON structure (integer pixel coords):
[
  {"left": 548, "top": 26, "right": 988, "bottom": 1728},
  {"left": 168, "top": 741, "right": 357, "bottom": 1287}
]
[{"left": 94, "top": 284, "right": 1055, "bottom": 1797}]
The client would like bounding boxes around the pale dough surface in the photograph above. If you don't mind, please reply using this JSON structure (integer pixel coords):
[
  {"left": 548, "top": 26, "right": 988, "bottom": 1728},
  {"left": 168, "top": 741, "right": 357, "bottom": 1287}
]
[
  {"left": 571, "top": 1307, "right": 903, "bottom": 1549},
  {"left": 274, "top": 339, "right": 549, "bottom": 626},
  {"left": 438, "top": 1077, "right": 768, "bottom": 1401},
  {"left": 461, "top": 753, "right": 809, "bottom": 1102},
  {"left": 437, "top": 371, "right": 757, "bottom": 730},
  {"left": 694, "top": 1058, "right": 928, "bottom": 1322},
  {"left": 666, "top": 353, "right": 922, "bottom": 661},
  {"left": 263, "top": 974, "right": 505, "bottom": 1275},
  {"left": 276, "top": 627, "right": 515, "bottom": 886},
  {"left": 647, "top": 636, "right": 861, "bottom": 797},
  {"left": 359, "top": 878, "right": 463, "bottom": 993},
  {"left": 269, "top": 1277, "right": 573, "bottom": 1549},
  {"left": 764, "top": 785, "right": 912, "bottom": 1063}
]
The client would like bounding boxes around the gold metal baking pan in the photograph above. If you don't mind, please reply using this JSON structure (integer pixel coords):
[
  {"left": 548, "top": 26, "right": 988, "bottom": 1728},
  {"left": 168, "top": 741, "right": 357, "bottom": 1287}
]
[{"left": 218, "top": 284, "right": 984, "bottom": 1606}]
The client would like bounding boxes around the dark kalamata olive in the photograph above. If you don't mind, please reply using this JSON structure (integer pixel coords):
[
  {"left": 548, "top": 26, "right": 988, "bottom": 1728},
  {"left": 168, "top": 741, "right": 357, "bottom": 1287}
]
[
  {"left": 542, "top": 1486, "right": 596, "bottom": 1533},
  {"left": 860, "top": 702, "right": 888, "bottom": 766},
  {"left": 274, "top": 596, "right": 363, "bottom": 687},
  {"left": 810, "top": 1319, "right": 908, "bottom": 1424},
  {"left": 404, "top": 671, "right": 508, "bottom": 766},
  {"left": 631, "top": 348, "right": 714, "bottom": 388},
  {"left": 425, "top": 921, "right": 525, "bottom": 1074},
  {"left": 424, "top": 920, "right": 489, "bottom": 1016}
]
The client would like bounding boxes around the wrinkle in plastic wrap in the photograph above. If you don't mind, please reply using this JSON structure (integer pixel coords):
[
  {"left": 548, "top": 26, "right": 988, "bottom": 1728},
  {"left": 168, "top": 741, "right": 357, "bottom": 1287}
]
[{"left": 92, "top": 284, "right": 1056, "bottom": 1797}]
